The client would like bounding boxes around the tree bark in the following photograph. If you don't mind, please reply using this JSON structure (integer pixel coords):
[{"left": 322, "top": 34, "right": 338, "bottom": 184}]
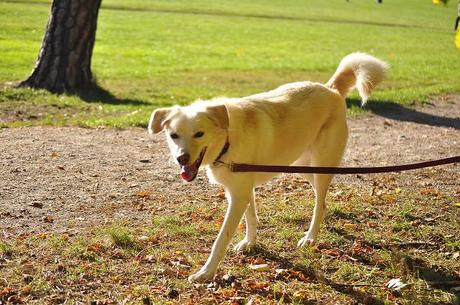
[{"left": 20, "top": 0, "right": 102, "bottom": 94}]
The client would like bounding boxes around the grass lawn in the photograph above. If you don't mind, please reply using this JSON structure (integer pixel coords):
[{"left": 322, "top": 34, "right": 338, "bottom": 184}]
[{"left": 0, "top": 0, "right": 459, "bottom": 127}]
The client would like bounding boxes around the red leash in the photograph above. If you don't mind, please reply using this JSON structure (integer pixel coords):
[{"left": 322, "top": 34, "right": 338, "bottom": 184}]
[{"left": 219, "top": 155, "right": 460, "bottom": 174}]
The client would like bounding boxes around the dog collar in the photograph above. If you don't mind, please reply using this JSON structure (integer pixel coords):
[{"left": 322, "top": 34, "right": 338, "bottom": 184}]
[{"left": 213, "top": 138, "right": 230, "bottom": 165}]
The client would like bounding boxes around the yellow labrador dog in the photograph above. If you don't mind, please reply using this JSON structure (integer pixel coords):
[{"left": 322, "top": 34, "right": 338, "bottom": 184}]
[{"left": 148, "top": 53, "right": 387, "bottom": 282}]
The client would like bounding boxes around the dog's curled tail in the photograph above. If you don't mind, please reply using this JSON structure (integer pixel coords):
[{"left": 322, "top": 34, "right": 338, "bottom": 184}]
[{"left": 325, "top": 53, "right": 388, "bottom": 105}]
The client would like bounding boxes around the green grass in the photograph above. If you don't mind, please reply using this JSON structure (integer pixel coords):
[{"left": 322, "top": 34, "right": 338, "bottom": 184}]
[
  {"left": 0, "top": 242, "right": 13, "bottom": 256},
  {"left": 105, "top": 225, "right": 137, "bottom": 249},
  {"left": 0, "top": 0, "right": 459, "bottom": 127}
]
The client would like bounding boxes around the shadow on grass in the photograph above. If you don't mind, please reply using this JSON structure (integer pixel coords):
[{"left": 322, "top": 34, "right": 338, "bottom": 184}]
[
  {"left": 77, "top": 83, "right": 151, "bottom": 106},
  {"left": 248, "top": 244, "right": 385, "bottom": 305},
  {"left": 401, "top": 255, "right": 460, "bottom": 293},
  {"left": 329, "top": 227, "right": 460, "bottom": 294},
  {"left": 3, "top": 0, "right": 450, "bottom": 32},
  {"left": 347, "top": 98, "right": 460, "bottom": 130}
]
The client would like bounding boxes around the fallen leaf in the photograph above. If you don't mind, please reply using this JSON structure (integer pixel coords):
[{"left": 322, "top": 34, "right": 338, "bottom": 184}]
[
  {"left": 249, "top": 264, "right": 270, "bottom": 271},
  {"left": 275, "top": 268, "right": 287, "bottom": 275},
  {"left": 87, "top": 243, "right": 104, "bottom": 253},
  {"left": 289, "top": 270, "right": 307, "bottom": 281},
  {"left": 21, "top": 263, "right": 34, "bottom": 274},
  {"left": 151, "top": 286, "right": 167, "bottom": 294},
  {"left": 381, "top": 194, "right": 397, "bottom": 204},
  {"left": 42, "top": 215, "right": 54, "bottom": 223},
  {"left": 1, "top": 287, "right": 16, "bottom": 298},
  {"left": 387, "top": 278, "right": 409, "bottom": 290},
  {"left": 293, "top": 289, "right": 309, "bottom": 299},
  {"left": 246, "top": 279, "right": 270, "bottom": 290},
  {"left": 136, "top": 191, "right": 150, "bottom": 199},
  {"left": 214, "top": 190, "right": 226, "bottom": 199},
  {"left": 453, "top": 202, "right": 460, "bottom": 207},
  {"left": 215, "top": 216, "right": 224, "bottom": 228},
  {"left": 321, "top": 248, "right": 341, "bottom": 257},
  {"left": 138, "top": 235, "right": 150, "bottom": 242},
  {"left": 343, "top": 223, "right": 358, "bottom": 231},
  {"left": 351, "top": 240, "right": 374, "bottom": 255},
  {"left": 7, "top": 295, "right": 22, "bottom": 303},
  {"left": 21, "top": 285, "right": 32, "bottom": 296},
  {"left": 144, "top": 255, "right": 156, "bottom": 262}
]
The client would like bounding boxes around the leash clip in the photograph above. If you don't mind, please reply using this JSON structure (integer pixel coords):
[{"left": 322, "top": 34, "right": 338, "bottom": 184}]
[{"left": 212, "top": 160, "right": 233, "bottom": 170}]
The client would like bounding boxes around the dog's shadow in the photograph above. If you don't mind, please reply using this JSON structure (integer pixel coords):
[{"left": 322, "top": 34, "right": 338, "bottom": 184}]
[{"left": 346, "top": 98, "right": 460, "bottom": 130}]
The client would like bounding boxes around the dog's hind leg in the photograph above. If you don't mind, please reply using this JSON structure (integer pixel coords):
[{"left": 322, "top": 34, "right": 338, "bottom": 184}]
[
  {"left": 297, "top": 173, "right": 333, "bottom": 247},
  {"left": 189, "top": 181, "right": 253, "bottom": 282},
  {"left": 234, "top": 189, "right": 258, "bottom": 252},
  {"left": 297, "top": 120, "right": 348, "bottom": 248}
]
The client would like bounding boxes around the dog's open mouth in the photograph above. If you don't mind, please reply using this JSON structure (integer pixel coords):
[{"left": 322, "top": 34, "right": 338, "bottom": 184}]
[{"left": 180, "top": 147, "right": 207, "bottom": 182}]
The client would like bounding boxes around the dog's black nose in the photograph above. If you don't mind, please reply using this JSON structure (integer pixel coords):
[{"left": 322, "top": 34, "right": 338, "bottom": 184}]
[{"left": 177, "top": 153, "right": 190, "bottom": 165}]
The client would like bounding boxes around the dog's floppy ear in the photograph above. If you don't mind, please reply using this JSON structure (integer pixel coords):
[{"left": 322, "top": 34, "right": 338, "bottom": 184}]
[
  {"left": 148, "top": 107, "right": 172, "bottom": 134},
  {"left": 206, "top": 104, "right": 229, "bottom": 130}
]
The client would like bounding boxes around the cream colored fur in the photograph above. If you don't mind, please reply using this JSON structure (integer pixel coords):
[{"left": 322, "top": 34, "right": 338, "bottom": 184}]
[{"left": 148, "top": 53, "right": 388, "bottom": 282}]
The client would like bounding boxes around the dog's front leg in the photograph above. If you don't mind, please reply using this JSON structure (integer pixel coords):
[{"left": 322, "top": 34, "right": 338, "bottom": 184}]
[{"left": 189, "top": 188, "right": 251, "bottom": 282}]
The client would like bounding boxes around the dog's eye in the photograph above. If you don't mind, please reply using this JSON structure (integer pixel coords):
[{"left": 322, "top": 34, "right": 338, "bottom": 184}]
[
  {"left": 194, "top": 131, "right": 205, "bottom": 138},
  {"left": 170, "top": 133, "right": 179, "bottom": 139}
]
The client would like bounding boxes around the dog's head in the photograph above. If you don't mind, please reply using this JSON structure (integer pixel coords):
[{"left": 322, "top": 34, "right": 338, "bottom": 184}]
[{"left": 148, "top": 103, "right": 229, "bottom": 182}]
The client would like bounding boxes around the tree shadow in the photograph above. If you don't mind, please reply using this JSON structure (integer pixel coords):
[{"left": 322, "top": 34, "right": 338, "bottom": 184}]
[
  {"left": 247, "top": 245, "right": 386, "bottom": 305},
  {"left": 347, "top": 98, "right": 460, "bottom": 130},
  {"left": 398, "top": 254, "right": 460, "bottom": 292},
  {"left": 3, "top": 0, "right": 450, "bottom": 32},
  {"left": 329, "top": 227, "right": 460, "bottom": 295},
  {"left": 76, "top": 83, "right": 151, "bottom": 106},
  {"left": 248, "top": 241, "right": 460, "bottom": 303}
]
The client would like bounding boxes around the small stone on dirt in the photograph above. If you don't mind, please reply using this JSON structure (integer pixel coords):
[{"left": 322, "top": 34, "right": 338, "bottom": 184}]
[
  {"left": 166, "top": 288, "right": 179, "bottom": 299},
  {"left": 222, "top": 274, "right": 236, "bottom": 285},
  {"left": 23, "top": 274, "right": 33, "bottom": 283},
  {"left": 29, "top": 201, "right": 43, "bottom": 208}
]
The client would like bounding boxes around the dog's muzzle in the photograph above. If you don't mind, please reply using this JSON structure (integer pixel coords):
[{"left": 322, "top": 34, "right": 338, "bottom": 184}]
[{"left": 180, "top": 147, "right": 207, "bottom": 182}]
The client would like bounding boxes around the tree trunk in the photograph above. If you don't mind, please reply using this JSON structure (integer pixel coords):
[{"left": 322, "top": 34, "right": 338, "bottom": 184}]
[{"left": 20, "top": 0, "right": 102, "bottom": 94}]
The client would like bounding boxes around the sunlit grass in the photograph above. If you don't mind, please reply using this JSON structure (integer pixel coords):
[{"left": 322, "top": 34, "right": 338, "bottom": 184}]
[{"left": 0, "top": 0, "right": 459, "bottom": 127}]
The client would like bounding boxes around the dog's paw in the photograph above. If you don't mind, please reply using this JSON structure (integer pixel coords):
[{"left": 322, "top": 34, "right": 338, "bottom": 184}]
[
  {"left": 297, "top": 232, "right": 317, "bottom": 248},
  {"left": 234, "top": 238, "right": 255, "bottom": 253},
  {"left": 188, "top": 268, "right": 216, "bottom": 283}
]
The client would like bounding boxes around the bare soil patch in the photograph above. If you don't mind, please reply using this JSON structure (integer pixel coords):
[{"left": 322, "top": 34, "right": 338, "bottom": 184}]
[{"left": 1, "top": 95, "right": 459, "bottom": 236}]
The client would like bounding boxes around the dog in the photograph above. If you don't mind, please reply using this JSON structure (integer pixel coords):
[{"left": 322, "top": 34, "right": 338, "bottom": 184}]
[{"left": 148, "top": 53, "right": 388, "bottom": 282}]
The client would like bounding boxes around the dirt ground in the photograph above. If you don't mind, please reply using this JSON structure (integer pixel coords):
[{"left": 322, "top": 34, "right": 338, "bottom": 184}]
[{"left": 1, "top": 95, "right": 459, "bottom": 237}]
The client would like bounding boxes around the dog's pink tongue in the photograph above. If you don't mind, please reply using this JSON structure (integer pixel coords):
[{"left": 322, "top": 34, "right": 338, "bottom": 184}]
[{"left": 180, "top": 166, "right": 194, "bottom": 182}]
